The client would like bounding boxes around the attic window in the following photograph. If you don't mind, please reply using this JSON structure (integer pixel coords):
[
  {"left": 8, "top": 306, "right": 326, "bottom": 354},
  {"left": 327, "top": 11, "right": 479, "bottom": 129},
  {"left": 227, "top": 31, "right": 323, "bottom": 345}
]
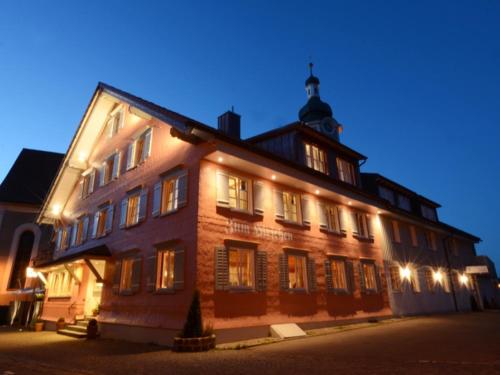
[
  {"left": 304, "top": 142, "right": 328, "bottom": 174},
  {"left": 336, "top": 158, "right": 356, "bottom": 185},
  {"left": 421, "top": 205, "right": 437, "bottom": 221},
  {"left": 105, "top": 108, "right": 123, "bottom": 138}
]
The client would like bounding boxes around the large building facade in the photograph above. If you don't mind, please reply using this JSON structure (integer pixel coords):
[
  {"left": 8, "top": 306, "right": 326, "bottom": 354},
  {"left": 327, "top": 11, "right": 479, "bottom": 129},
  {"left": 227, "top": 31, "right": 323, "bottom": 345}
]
[{"left": 34, "top": 72, "right": 485, "bottom": 344}]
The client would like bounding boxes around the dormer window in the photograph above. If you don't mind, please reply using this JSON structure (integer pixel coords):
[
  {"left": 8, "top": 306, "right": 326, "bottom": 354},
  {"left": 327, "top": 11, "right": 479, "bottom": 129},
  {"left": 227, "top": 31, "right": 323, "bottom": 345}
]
[
  {"left": 378, "top": 186, "right": 395, "bottom": 205},
  {"left": 105, "top": 108, "right": 123, "bottom": 138},
  {"left": 397, "top": 195, "right": 411, "bottom": 211},
  {"left": 99, "top": 152, "right": 120, "bottom": 186},
  {"left": 126, "top": 128, "right": 152, "bottom": 170},
  {"left": 304, "top": 142, "right": 327, "bottom": 174},
  {"left": 421, "top": 205, "right": 437, "bottom": 221},
  {"left": 336, "top": 158, "right": 356, "bottom": 185},
  {"left": 81, "top": 169, "right": 96, "bottom": 198}
]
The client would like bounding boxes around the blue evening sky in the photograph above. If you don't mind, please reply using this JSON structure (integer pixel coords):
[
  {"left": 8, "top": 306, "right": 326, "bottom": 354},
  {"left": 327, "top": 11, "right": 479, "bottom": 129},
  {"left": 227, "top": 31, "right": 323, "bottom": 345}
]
[{"left": 0, "top": 1, "right": 499, "bottom": 266}]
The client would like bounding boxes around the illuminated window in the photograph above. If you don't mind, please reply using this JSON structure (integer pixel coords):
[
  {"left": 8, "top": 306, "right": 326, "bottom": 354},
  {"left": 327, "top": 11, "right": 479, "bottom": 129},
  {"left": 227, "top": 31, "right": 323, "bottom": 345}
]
[
  {"left": 99, "top": 152, "right": 120, "bottom": 186},
  {"left": 288, "top": 254, "right": 307, "bottom": 289},
  {"left": 304, "top": 142, "right": 328, "bottom": 174},
  {"left": 449, "top": 238, "right": 458, "bottom": 256},
  {"left": 157, "top": 248, "right": 175, "bottom": 290},
  {"left": 126, "top": 128, "right": 152, "bottom": 170},
  {"left": 442, "top": 271, "right": 451, "bottom": 293},
  {"left": 283, "top": 192, "right": 299, "bottom": 222},
  {"left": 92, "top": 204, "right": 114, "bottom": 238},
  {"left": 81, "top": 169, "right": 95, "bottom": 198},
  {"left": 424, "top": 268, "right": 435, "bottom": 292},
  {"left": 228, "top": 176, "right": 249, "bottom": 211},
  {"left": 105, "top": 108, "right": 123, "bottom": 138},
  {"left": 228, "top": 248, "right": 255, "bottom": 288},
  {"left": 362, "top": 262, "right": 377, "bottom": 291},
  {"left": 336, "top": 158, "right": 356, "bottom": 185},
  {"left": 410, "top": 225, "right": 418, "bottom": 247},
  {"left": 56, "top": 226, "right": 70, "bottom": 251},
  {"left": 410, "top": 268, "right": 421, "bottom": 293},
  {"left": 120, "top": 189, "right": 147, "bottom": 228},
  {"left": 127, "top": 194, "right": 140, "bottom": 226},
  {"left": 48, "top": 270, "right": 73, "bottom": 297},
  {"left": 391, "top": 220, "right": 401, "bottom": 243},
  {"left": 390, "top": 266, "right": 402, "bottom": 292},
  {"left": 331, "top": 258, "right": 347, "bottom": 290},
  {"left": 120, "top": 258, "right": 134, "bottom": 291},
  {"left": 322, "top": 204, "right": 342, "bottom": 233},
  {"left": 425, "top": 231, "right": 437, "bottom": 251},
  {"left": 353, "top": 212, "right": 371, "bottom": 239}
]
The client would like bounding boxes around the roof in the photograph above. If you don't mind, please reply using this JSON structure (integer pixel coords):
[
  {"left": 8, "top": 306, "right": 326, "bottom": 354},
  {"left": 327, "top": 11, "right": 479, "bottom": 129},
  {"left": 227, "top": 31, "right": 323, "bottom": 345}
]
[
  {"left": 0, "top": 148, "right": 64, "bottom": 206},
  {"left": 34, "top": 244, "right": 111, "bottom": 268}
]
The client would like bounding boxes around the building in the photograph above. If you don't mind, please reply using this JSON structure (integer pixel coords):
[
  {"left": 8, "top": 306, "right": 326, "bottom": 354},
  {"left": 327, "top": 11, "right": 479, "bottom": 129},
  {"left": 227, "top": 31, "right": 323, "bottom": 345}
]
[
  {"left": 0, "top": 149, "right": 63, "bottom": 324},
  {"left": 34, "top": 68, "right": 485, "bottom": 344},
  {"left": 474, "top": 256, "right": 500, "bottom": 308}
]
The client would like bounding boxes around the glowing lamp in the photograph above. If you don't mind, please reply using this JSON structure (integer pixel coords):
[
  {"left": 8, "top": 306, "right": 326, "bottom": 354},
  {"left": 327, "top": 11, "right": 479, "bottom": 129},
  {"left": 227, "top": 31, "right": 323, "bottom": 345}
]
[
  {"left": 433, "top": 271, "right": 442, "bottom": 283},
  {"left": 459, "top": 274, "right": 469, "bottom": 285},
  {"left": 400, "top": 266, "right": 411, "bottom": 280},
  {"left": 315, "top": 189, "right": 320, "bottom": 195},
  {"left": 26, "top": 267, "right": 38, "bottom": 278},
  {"left": 78, "top": 152, "right": 87, "bottom": 163},
  {"left": 217, "top": 156, "right": 223, "bottom": 163},
  {"left": 271, "top": 175, "right": 276, "bottom": 180},
  {"left": 348, "top": 201, "right": 352, "bottom": 206},
  {"left": 51, "top": 204, "right": 62, "bottom": 216}
]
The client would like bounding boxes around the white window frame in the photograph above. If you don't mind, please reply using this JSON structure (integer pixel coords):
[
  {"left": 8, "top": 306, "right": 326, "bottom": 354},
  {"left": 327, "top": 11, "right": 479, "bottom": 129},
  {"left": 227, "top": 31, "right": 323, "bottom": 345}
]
[
  {"left": 105, "top": 107, "right": 124, "bottom": 138},
  {"left": 336, "top": 158, "right": 356, "bottom": 185},
  {"left": 304, "top": 142, "right": 328, "bottom": 174},
  {"left": 126, "top": 128, "right": 152, "bottom": 171},
  {"left": 228, "top": 247, "right": 255, "bottom": 289},
  {"left": 156, "top": 248, "right": 175, "bottom": 290}
]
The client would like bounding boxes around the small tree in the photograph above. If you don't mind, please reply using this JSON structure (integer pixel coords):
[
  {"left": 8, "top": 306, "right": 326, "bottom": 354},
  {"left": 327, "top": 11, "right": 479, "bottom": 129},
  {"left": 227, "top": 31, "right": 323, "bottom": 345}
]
[{"left": 181, "top": 290, "right": 203, "bottom": 338}]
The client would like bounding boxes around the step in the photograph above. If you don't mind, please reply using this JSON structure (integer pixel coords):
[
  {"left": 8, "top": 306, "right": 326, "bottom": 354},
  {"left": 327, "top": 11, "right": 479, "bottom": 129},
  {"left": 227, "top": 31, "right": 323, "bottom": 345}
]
[
  {"left": 57, "top": 329, "right": 87, "bottom": 339},
  {"left": 76, "top": 320, "right": 90, "bottom": 327},
  {"left": 65, "top": 325, "right": 88, "bottom": 333}
]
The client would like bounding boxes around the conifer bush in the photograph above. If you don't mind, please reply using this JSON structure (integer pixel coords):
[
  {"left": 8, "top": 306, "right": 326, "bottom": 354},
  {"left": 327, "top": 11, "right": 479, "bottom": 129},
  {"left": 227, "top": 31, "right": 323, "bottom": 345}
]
[{"left": 181, "top": 290, "right": 203, "bottom": 338}]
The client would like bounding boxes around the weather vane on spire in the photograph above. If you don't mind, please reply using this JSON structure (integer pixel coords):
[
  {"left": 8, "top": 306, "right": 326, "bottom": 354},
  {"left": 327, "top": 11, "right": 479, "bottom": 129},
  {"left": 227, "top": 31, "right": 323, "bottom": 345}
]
[{"left": 308, "top": 61, "right": 314, "bottom": 76}]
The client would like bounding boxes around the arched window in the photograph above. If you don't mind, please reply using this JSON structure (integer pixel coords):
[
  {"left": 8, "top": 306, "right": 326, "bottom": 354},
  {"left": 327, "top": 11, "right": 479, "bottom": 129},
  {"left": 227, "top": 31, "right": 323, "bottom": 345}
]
[{"left": 8, "top": 231, "right": 35, "bottom": 289}]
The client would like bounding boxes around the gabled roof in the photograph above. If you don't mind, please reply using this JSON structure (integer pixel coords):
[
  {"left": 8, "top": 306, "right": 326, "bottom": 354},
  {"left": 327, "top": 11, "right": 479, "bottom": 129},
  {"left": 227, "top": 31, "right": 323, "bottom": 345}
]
[{"left": 0, "top": 148, "right": 64, "bottom": 206}]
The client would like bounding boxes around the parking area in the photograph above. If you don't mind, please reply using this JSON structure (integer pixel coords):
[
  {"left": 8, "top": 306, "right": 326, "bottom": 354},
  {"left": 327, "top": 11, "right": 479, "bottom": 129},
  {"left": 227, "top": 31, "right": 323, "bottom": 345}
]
[{"left": 0, "top": 312, "right": 499, "bottom": 375}]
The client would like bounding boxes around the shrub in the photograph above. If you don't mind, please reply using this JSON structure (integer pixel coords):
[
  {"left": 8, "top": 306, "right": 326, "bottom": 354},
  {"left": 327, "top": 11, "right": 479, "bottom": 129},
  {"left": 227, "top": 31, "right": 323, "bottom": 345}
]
[
  {"left": 57, "top": 317, "right": 65, "bottom": 323},
  {"left": 181, "top": 290, "right": 203, "bottom": 338}
]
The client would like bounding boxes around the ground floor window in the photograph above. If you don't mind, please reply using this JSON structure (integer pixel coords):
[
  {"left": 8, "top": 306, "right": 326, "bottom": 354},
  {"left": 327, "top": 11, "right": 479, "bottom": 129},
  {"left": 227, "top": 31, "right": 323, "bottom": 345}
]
[
  {"left": 120, "top": 258, "right": 134, "bottom": 291},
  {"left": 390, "top": 266, "right": 402, "bottom": 292},
  {"left": 424, "top": 268, "right": 434, "bottom": 292},
  {"left": 362, "top": 262, "right": 377, "bottom": 291},
  {"left": 288, "top": 254, "right": 307, "bottom": 289},
  {"left": 48, "top": 270, "right": 73, "bottom": 297},
  {"left": 157, "top": 248, "right": 175, "bottom": 289},
  {"left": 331, "top": 258, "right": 347, "bottom": 290},
  {"left": 228, "top": 248, "right": 254, "bottom": 288},
  {"left": 410, "top": 268, "right": 421, "bottom": 293}
]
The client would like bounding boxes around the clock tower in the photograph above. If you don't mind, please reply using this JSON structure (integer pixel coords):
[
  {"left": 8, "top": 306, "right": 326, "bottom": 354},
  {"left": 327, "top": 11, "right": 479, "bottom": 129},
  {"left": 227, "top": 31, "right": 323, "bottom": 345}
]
[{"left": 298, "top": 63, "right": 343, "bottom": 141}]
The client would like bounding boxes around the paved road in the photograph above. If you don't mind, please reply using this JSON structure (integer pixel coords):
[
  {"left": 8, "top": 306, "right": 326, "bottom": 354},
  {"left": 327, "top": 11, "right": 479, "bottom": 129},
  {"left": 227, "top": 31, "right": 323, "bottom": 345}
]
[{"left": 0, "top": 312, "right": 499, "bottom": 375}]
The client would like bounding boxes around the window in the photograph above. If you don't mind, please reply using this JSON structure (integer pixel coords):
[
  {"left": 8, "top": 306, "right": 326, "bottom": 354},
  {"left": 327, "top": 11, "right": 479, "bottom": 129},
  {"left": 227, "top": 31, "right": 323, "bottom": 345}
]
[
  {"left": 153, "top": 171, "right": 188, "bottom": 216},
  {"left": 120, "top": 188, "right": 148, "bottom": 228},
  {"left": 319, "top": 204, "right": 343, "bottom": 233},
  {"left": 410, "top": 225, "right": 418, "bottom": 247},
  {"left": 397, "top": 195, "right": 411, "bottom": 211},
  {"left": 70, "top": 216, "right": 89, "bottom": 247},
  {"left": 391, "top": 220, "right": 401, "bottom": 243},
  {"left": 442, "top": 271, "right": 451, "bottom": 293},
  {"left": 288, "top": 254, "right": 307, "bottom": 289},
  {"left": 304, "top": 142, "right": 327, "bottom": 174},
  {"left": 216, "top": 172, "right": 252, "bottom": 213},
  {"left": 336, "top": 158, "right": 356, "bottom": 185},
  {"left": 81, "top": 169, "right": 95, "bottom": 198},
  {"left": 331, "top": 258, "right": 347, "bottom": 290},
  {"left": 228, "top": 248, "right": 255, "bottom": 288},
  {"left": 120, "top": 258, "right": 134, "bottom": 291},
  {"left": 410, "top": 268, "right": 421, "bottom": 293},
  {"left": 91, "top": 204, "right": 114, "bottom": 238},
  {"left": 48, "top": 270, "right": 73, "bottom": 297},
  {"left": 105, "top": 108, "right": 123, "bottom": 138},
  {"left": 352, "top": 212, "right": 372, "bottom": 239},
  {"left": 99, "top": 152, "right": 120, "bottom": 186},
  {"left": 362, "top": 262, "right": 377, "bottom": 291},
  {"left": 283, "top": 192, "right": 299, "bottom": 222},
  {"left": 421, "top": 205, "right": 437, "bottom": 221},
  {"left": 275, "top": 190, "right": 302, "bottom": 224},
  {"left": 425, "top": 230, "right": 437, "bottom": 251},
  {"left": 55, "top": 226, "right": 70, "bottom": 251},
  {"left": 157, "top": 249, "right": 175, "bottom": 290},
  {"left": 424, "top": 268, "right": 434, "bottom": 292},
  {"left": 389, "top": 266, "right": 402, "bottom": 292},
  {"left": 126, "top": 128, "right": 152, "bottom": 170},
  {"left": 449, "top": 238, "right": 458, "bottom": 256},
  {"left": 378, "top": 186, "right": 395, "bottom": 205}
]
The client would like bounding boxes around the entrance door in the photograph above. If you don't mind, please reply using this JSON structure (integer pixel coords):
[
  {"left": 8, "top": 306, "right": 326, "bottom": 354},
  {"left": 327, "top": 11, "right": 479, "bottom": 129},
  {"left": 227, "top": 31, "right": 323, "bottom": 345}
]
[{"left": 84, "top": 260, "right": 105, "bottom": 316}]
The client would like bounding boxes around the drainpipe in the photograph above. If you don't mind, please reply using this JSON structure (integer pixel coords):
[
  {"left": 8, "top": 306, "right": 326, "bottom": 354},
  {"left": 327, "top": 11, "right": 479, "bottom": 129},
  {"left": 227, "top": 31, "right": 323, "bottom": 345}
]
[{"left": 442, "top": 235, "right": 459, "bottom": 312}]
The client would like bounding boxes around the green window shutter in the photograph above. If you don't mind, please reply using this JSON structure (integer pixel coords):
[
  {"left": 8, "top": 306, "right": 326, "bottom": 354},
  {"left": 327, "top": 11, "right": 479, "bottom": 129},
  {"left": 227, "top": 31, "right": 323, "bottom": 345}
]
[
  {"left": 216, "top": 172, "right": 229, "bottom": 206},
  {"left": 214, "top": 246, "right": 228, "bottom": 290},
  {"left": 274, "top": 190, "right": 284, "bottom": 220},
  {"left": 173, "top": 246, "right": 185, "bottom": 290},
  {"left": 152, "top": 182, "right": 162, "bottom": 217},
  {"left": 351, "top": 212, "right": 360, "bottom": 236},
  {"left": 324, "top": 259, "right": 333, "bottom": 293},
  {"left": 112, "top": 260, "right": 122, "bottom": 295},
  {"left": 145, "top": 255, "right": 157, "bottom": 292},
  {"left": 279, "top": 253, "right": 289, "bottom": 291},
  {"left": 130, "top": 257, "right": 142, "bottom": 294},
  {"left": 119, "top": 198, "right": 128, "bottom": 228},
  {"left": 308, "top": 258, "right": 317, "bottom": 292},
  {"left": 358, "top": 262, "right": 366, "bottom": 294},
  {"left": 256, "top": 251, "right": 267, "bottom": 292},
  {"left": 318, "top": 202, "right": 328, "bottom": 230},
  {"left": 346, "top": 260, "right": 355, "bottom": 294},
  {"left": 105, "top": 205, "right": 114, "bottom": 233},
  {"left": 338, "top": 207, "right": 347, "bottom": 234},
  {"left": 301, "top": 196, "right": 311, "bottom": 226},
  {"left": 375, "top": 264, "right": 382, "bottom": 293},
  {"left": 176, "top": 172, "right": 188, "bottom": 208},
  {"left": 138, "top": 188, "right": 148, "bottom": 222},
  {"left": 253, "top": 181, "right": 264, "bottom": 215}
]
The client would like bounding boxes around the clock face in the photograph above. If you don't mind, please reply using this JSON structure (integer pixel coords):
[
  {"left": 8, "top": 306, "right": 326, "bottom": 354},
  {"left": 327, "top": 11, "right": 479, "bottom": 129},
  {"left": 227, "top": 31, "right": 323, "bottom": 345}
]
[{"left": 322, "top": 120, "right": 333, "bottom": 133}]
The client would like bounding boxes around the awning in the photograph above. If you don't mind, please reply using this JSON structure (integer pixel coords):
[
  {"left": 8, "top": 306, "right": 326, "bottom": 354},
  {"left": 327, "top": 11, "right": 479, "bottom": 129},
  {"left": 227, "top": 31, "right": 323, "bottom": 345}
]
[{"left": 34, "top": 245, "right": 111, "bottom": 269}]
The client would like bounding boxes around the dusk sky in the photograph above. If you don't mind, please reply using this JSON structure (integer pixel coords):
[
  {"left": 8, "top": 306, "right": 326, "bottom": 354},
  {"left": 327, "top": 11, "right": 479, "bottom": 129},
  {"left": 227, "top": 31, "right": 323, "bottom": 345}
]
[{"left": 0, "top": 1, "right": 499, "bottom": 266}]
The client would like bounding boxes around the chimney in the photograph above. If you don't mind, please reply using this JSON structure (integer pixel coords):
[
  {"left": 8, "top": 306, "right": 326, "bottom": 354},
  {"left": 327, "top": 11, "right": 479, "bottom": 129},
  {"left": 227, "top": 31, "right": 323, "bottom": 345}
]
[{"left": 217, "top": 110, "right": 241, "bottom": 140}]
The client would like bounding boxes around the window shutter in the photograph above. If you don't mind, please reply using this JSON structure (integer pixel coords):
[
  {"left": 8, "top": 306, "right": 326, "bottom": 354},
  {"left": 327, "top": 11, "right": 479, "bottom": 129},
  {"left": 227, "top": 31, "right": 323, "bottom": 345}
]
[
  {"left": 91, "top": 212, "right": 99, "bottom": 239},
  {"left": 64, "top": 226, "right": 71, "bottom": 249},
  {"left": 318, "top": 202, "right": 328, "bottom": 230},
  {"left": 367, "top": 215, "right": 375, "bottom": 240},
  {"left": 324, "top": 259, "right": 333, "bottom": 293},
  {"left": 55, "top": 229, "right": 62, "bottom": 250},
  {"left": 307, "top": 258, "right": 317, "bottom": 292},
  {"left": 141, "top": 129, "right": 152, "bottom": 161},
  {"left": 82, "top": 216, "right": 89, "bottom": 242},
  {"left": 358, "top": 262, "right": 366, "bottom": 294},
  {"left": 130, "top": 257, "right": 142, "bottom": 294},
  {"left": 70, "top": 223, "right": 77, "bottom": 247},
  {"left": 279, "top": 253, "right": 289, "bottom": 290},
  {"left": 105, "top": 205, "right": 114, "bottom": 233},
  {"left": 117, "top": 110, "right": 124, "bottom": 129},
  {"left": 80, "top": 178, "right": 85, "bottom": 199},
  {"left": 145, "top": 255, "right": 157, "bottom": 292},
  {"left": 274, "top": 190, "right": 284, "bottom": 220},
  {"left": 214, "top": 246, "right": 228, "bottom": 290},
  {"left": 338, "top": 207, "right": 347, "bottom": 233},
  {"left": 112, "top": 152, "right": 120, "bottom": 179},
  {"left": 126, "top": 142, "right": 135, "bottom": 170},
  {"left": 216, "top": 172, "right": 229, "bottom": 206},
  {"left": 152, "top": 182, "right": 162, "bottom": 217},
  {"left": 346, "top": 260, "right": 355, "bottom": 294},
  {"left": 173, "top": 246, "right": 185, "bottom": 290},
  {"left": 176, "top": 172, "right": 188, "bottom": 208},
  {"left": 256, "top": 251, "right": 267, "bottom": 292},
  {"left": 253, "top": 181, "right": 264, "bottom": 215},
  {"left": 375, "top": 264, "right": 382, "bottom": 293},
  {"left": 88, "top": 170, "right": 95, "bottom": 194},
  {"left": 301, "top": 196, "right": 311, "bottom": 226},
  {"left": 138, "top": 188, "right": 148, "bottom": 222},
  {"left": 99, "top": 165, "right": 106, "bottom": 187},
  {"left": 112, "top": 260, "right": 122, "bottom": 295},
  {"left": 119, "top": 198, "right": 128, "bottom": 228},
  {"left": 351, "top": 212, "right": 359, "bottom": 236}
]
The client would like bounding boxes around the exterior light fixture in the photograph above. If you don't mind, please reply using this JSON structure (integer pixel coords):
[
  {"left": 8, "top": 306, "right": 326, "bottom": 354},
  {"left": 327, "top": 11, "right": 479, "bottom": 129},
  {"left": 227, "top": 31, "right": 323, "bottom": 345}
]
[
  {"left": 459, "top": 274, "right": 469, "bottom": 285},
  {"left": 377, "top": 210, "right": 381, "bottom": 214},
  {"left": 78, "top": 152, "right": 87, "bottom": 163},
  {"left": 26, "top": 267, "right": 38, "bottom": 278},
  {"left": 315, "top": 189, "right": 320, "bottom": 195},
  {"left": 217, "top": 156, "right": 223, "bottom": 163},
  {"left": 348, "top": 201, "right": 352, "bottom": 206},
  {"left": 433, "top": 271, "right": 442, "bottom": 283},
  {"left": 51, "top": 204, "right": 62, "bottom": 216},
  {"left": 400, "top": 266, "right": 411, "bottom": 280},
  {"left": 271, "top": 175, "right": 276, "bottom": 180}
]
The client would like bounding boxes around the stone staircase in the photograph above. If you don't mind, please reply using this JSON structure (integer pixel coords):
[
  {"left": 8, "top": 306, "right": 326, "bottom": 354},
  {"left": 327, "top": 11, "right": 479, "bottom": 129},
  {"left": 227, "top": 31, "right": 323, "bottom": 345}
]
[{"left": 57, "top": 317, "right": 92, "bottom": 339}]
